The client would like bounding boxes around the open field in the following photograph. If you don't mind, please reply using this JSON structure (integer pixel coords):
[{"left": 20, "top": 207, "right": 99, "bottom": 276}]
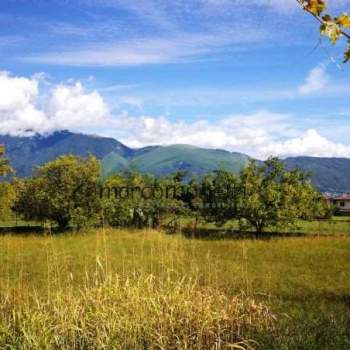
[
  {"left": 0, "top": 229, "right": 349, "bottom": 349},
  {"left": 180, "top": 217, "right": 350, "bottom": 238},
  {"left": 3, "top": 217, "right": 350, "bottom": 236}
]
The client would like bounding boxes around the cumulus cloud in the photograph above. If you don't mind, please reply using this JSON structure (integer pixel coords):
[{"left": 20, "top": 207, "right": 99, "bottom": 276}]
[
  {"left": 115, "top": 111, "right": 289, "bottom": 152},
  {"left": 260, "top": 129, "right": 350, "bottom": 158},
  {"left": 48, "top": 82, "right": 109, "bottom": 129},
  {"left": 0, "top": 71, "right": 48, "bottom": 134},
  {"left": 0, "top": 71, "right": 109, "bottom": 135},
  {"left": 112, "top": 112, "right": 350, "bottom": 159},
  {"left": 298, "top": 64, "right": 329, "bottom": 96},
  {"left": 1, "top": 70, "right": 350, "bottom": 160}
]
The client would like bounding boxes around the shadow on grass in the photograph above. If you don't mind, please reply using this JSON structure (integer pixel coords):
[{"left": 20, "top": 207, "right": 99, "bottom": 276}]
[
  {"left": 0, "top": 226, "right": 45, "bottom": 235},
  {"left": 179, "top": 227, "right": 315, "bottom": 241},
  {"left": 275, "top": 291, "right": 350, "bottom": 307},
  {"left": 0, "top": 225, "right": 69, "bottom": 235}
]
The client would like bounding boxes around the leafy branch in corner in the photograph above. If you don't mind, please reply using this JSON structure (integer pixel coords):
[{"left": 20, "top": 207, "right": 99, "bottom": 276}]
[{"left": 297, "top": 0, "right": 350, "bottom": 63}]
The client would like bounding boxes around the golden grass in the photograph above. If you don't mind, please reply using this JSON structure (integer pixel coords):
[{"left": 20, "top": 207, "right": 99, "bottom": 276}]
[
  {"left": 0, "top": 228, "right": 349, "bottom": 349},
  {"left": 0, "top": 229, "right": 276, "bottom": 350}
]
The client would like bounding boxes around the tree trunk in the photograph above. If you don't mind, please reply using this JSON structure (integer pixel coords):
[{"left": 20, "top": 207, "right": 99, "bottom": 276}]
[
  {"left": 192, "top": 217, "right": 198, "bottom": 239},
  {"left": 255, "top": 222, "right": 264, "bottom": 237}
]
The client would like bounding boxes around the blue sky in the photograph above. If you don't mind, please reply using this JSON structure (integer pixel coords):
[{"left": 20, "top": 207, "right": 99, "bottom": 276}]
[{"left": 0, "top": 0, "right": 350, "bottom": 158}]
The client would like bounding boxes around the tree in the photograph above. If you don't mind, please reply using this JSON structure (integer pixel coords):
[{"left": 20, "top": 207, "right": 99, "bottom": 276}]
[
  {"left": 0, "top": 145, "right": 15, "bottom": 221},
  {"left": 238, "top": 158, "right": 325, "bottom": 234},
  {"left": 0, "top": 145, "right": 12, "bottom": 176},
  {"left": 297, "top": 0, "right": 350, "bottom": 63},
  {"left": 15, "top": 155, "right": 102, "bottom": 230},
  {"left": 199, "top": 170, "right": 239, "bottom": 225},
  {"left": 102, "top": 172, "right": 187, "bottom": 229},
  {"left": 199, "top": 158, "right": 324, "bottom": 235},
  {"left": 0, "top": 182, "right": 15, "bottom": 220}
]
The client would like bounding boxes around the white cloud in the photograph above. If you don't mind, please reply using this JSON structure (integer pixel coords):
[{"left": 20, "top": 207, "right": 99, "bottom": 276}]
[
  {"left": 108, "top": 111, "right": 350, "bottom": 159},
  {"left": 48, "top": 82, "right": 109, "bottom": 129},
  {"left": 0, "top": 71, "right": 39, "bottom": 112},
  {"left": 0, "top": 72, "right": 109, "bottom": 135},
  {"left": 260, "top": 129, "right": 350, "bottom": 158},
  {"left": 1, "top": 70, "right": 350, "bottom": 160},
  {"left": 106, "top": 111, "right": 292, "bottom": 157},
  {"left": 27, "top": 29, "right": 265, "bottom": 66},
  {"left": 298, "top": 64, "right": 329, "bottom": 95},
  {"left": 0, "top": 71, "right": 49, "bottom": 135}
]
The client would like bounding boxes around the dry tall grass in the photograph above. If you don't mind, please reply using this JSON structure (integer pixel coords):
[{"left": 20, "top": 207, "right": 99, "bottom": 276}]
[{"left": 0, "top": 229, "right": 275, "bottom": 350}]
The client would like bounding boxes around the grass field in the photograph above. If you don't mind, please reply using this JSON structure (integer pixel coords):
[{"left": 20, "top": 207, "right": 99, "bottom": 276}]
[
  {"left": 0, "top": 228, "right": 349, "bottom": 349},
  {"left": 179, "top": 217, "right": 350, "bottom": 238}
]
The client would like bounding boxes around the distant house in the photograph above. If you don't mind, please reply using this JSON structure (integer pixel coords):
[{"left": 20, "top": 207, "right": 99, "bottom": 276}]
[{"left": 327, "top": 194, "right": 350, "bottom": 216}]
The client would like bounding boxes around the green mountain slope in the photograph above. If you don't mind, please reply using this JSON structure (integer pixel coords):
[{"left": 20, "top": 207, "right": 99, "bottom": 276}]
[
  {"left": 0, "top": 130, "right": 132, "bottom": 177},
  {"left": 3, "top": 131, "right": 350, "bottom": 193},
  {"left": 127, "top": 144, "right": 249, "bottom": 177},
  {"left": 283, "top": 157, "right": 350, "bottom": 193},
  {"left": 101, "top": 152, "right": 130, "bottom": 178}
]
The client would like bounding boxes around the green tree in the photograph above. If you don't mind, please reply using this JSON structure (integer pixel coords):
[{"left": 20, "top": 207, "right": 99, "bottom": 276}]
[
  {"left": 238, "top": 158, "right": 324, "bottom": 234},
  {"left": 0, "top": 145, "right": 12, "bottom": 176},
  {"left": 297, "top": 0, "right": 350, "bottom": 62},
  {"left": 0, "top": 183, "right": 15, "bottom": 220},
  {"left": 15, "top": 155, "right": 102, "bottom": 230},
  {"left": 199, "top": 170, "right": 239, "bottom": 225},
  {"left": 0, "top": 145, "right": 15, "bottom": 221},
  {"left": 102, "top": 172, "right": 186, "bottom": 229}
]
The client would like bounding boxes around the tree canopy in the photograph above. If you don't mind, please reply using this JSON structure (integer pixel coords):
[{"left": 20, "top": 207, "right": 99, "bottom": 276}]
[
  {"left": 201, "top": 158, "right": 326, "bottom": 234},
  {"left": 10, "top": 154, "right": 327, "bottom": 235},
  {"left": 0, "top": 145, "right": 12, "bottom": 176},
  {"left": 0, "top": 145, "right": 15, "bottom": 220},
  {"left": 15, "top": 155, "right": 102, "bottom": 230}
]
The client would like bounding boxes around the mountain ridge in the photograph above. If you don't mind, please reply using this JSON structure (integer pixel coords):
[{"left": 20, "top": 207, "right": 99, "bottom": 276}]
[{"left": 1, "top": 130, "right": 350, "bottom": 193}]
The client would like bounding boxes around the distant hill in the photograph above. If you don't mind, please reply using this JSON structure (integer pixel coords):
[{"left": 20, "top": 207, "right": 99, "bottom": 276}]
[
  {"left": 0, "top": 130, "right": 132, "bottom": 177},
  {"left": 2, "top": 131, "right": 350, "bottom": 193},
  {"left": 0, "top": 131, "right": 250, "bottom": 179},
  {"left": 102, "top": 144, "right": 249, "bottom": 178},
  {"left": 283, "top": 157, "right": 350, "bottom": 193}
]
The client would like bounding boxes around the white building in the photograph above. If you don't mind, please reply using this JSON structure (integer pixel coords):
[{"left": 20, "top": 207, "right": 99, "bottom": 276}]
[{"left": 328, "top": 195, "right": 350, "bottom": 216}]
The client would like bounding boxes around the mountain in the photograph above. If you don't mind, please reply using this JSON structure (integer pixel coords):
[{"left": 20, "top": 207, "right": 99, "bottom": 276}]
[
  {"left": 283, "top": 157, "right": 350, "bottom": 193},
  {"left": 2, "top": 131, "right": 350, "bottom": 193},
  {"left": 0, "top": 130, "right": 132, "bottom": 177},
  {"left": 0, "top": 131, "right": 250, "bottom": 179},
  {"left": 101, "top": 144, "right": 249, "bottom": 178}
]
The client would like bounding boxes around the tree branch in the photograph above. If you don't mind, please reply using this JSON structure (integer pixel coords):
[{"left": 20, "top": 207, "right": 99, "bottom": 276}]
[{"left": 296, "top": 0, "right": 350, "bottom": 40}]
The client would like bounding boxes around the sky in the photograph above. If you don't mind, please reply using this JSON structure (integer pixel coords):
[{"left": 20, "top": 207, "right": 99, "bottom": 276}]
[{"left": 0, "top": 0, "right": 350, "bottom": 159}]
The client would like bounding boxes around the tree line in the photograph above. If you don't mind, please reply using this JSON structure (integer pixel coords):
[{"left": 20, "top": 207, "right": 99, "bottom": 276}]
[{"left": 0, "top": 151, "right": 329, "bottom": 235}]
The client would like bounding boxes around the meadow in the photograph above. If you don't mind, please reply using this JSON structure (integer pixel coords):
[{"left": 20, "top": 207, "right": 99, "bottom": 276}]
[{"left": 0, "top": 225, "right": 349, "bottom": 349}]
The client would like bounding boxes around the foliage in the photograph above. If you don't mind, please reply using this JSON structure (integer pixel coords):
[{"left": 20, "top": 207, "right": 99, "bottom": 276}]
[
  {"left": 0, "top": 144, "right": 12, "bottom": 177},
  {"left": 14, "top": 155, "right": 102, "bottom": 229},
  {"left": 199, "top": 170, "right": 239, "bottom": 224},
  {"left": 201, "top": 158, "right": 325, "bottom": 234},
  {"left": 0, "top": 145, "right": 15, "bottom": 220},
  {"left": 238, "top": 158, "right": 326, "bottom": 233},
  {"left": 10, "top": 151, "right": 325, "bottom": 235},
  {"left": 297, "top": 0, "right": 350, "bottom": 63},
  {"left": 0, "top": 182, "right": 15, "bottom": 220},
  {"left": 102, "top": 172, "right": 187, "bottom": 229}
]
